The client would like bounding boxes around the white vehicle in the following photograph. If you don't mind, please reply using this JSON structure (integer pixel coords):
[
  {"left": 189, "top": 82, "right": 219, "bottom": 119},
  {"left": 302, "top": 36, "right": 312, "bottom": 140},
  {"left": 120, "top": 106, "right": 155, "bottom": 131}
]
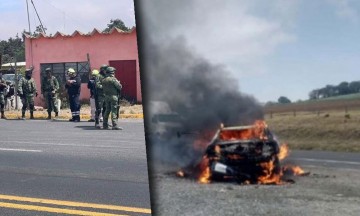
[{"left": 147, "top": 101, "right": 183, "bottom": 139}]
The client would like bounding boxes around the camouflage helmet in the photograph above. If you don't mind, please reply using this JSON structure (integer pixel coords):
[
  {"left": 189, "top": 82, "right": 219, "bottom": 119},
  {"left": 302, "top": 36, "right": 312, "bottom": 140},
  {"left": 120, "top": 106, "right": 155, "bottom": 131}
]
[
  {"left": 106, "top": 67, "right": 116, "bottom": 74},
  {"left": 100, "top": 64, "right": 109, "bottom": 72},
  {"left": 45, "top": 68, "right": 52, "bottom": 73}
]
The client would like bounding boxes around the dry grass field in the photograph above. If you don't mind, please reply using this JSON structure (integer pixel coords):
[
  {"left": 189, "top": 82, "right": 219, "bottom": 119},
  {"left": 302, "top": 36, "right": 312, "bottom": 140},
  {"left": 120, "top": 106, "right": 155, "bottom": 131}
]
[{"left": 265, "top": 109, "right": 360, "bottom": 152}]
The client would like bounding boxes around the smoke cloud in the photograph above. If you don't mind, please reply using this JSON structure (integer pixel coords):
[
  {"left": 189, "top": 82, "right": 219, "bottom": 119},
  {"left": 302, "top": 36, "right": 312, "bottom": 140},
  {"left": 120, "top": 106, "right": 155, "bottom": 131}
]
[{"left": 137, "top": 1, "right": 264, "bottom": 167}]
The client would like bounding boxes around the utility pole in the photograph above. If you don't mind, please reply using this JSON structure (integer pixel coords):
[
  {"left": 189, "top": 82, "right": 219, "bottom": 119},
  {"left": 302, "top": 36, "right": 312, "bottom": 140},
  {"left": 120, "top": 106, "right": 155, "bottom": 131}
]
[
  {"left": 26, "top": 0, "right": 31, "bottom": 35},
  {"left": 13, "top": 57, "right": 19, "bottom": 110}
]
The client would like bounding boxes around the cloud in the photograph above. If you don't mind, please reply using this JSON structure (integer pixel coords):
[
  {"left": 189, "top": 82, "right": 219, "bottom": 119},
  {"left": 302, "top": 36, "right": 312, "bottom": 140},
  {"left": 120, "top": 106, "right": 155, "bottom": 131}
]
[
  {"left": 0, "top": 0, "right": 135, "bottom": 40},
  {"left": 142, "top": 0, "right": 296, "bottom": 77},
  {"left": 328, "top": 0, "right": 359, "bottom": 23}
]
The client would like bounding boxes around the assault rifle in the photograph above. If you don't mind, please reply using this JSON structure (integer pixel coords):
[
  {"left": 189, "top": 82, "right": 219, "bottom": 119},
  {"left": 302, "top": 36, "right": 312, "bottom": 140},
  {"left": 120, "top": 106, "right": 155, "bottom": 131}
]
[{"left": 117, "top": 90, "right": 121, "bottom": 119}]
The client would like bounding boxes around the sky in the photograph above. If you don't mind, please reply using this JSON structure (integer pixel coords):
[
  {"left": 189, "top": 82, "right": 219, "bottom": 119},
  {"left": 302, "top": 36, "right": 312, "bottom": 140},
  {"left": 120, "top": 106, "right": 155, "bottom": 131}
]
[
  {"left": 1, "top": 0, "right": 360, "bottom": 103},
  {"left": 141, "top": 0, "right": 360, "bottom": 103},
  {"left": 0, "top": 0, "right": 135, "bottom": 39}
]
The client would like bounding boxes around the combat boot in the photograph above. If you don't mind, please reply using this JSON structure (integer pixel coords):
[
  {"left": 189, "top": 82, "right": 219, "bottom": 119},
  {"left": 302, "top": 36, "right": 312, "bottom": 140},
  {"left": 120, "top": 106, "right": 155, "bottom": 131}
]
[
  {"left": 30, "top": 111, "right": 34, "bottom": 119},
  {"left": 73, "top": 116, "right": 80, "bottom": 122},
  {"left": 21, "top": 111, "right": 26, "bottom": 120},
  {"left": 1, "top": 111, "right": 6, "bottom": 119},
  {"left": 103, "top": 123, "right": 109, "bottom": 129},
  {"left": 95, "top": 118, "right": 101, "bottom": 129},
  {"left": 103, "top": 118, "right": 109, "bottom": 129},
  {"left": 112, "top": 121, "right": 123, "bottom": 130},
  {"left": 47, "top": 112, "right": 51, "bottom": 120},
  {"left": 55, "top": 112, "right": 59, "bottom": 117}
]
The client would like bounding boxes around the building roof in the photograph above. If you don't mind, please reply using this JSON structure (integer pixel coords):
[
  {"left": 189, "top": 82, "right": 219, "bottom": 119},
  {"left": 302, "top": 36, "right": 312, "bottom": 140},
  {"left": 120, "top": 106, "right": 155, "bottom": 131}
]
[
  {"left": 24, "top": 27, "right": 136, "bottom": 39},
  {"left": 1, "top": 62, "right": 26, "bottom": 67}
]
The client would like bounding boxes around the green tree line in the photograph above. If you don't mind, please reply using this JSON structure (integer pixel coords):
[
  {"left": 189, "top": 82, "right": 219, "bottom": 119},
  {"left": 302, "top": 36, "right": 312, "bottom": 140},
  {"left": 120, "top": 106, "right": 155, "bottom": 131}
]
[
  {"left": 309, "top": 81, "right": 360, "bottom": 100},
  {"left": 0, "top": 34, "right": 25, "bottom": 64}
]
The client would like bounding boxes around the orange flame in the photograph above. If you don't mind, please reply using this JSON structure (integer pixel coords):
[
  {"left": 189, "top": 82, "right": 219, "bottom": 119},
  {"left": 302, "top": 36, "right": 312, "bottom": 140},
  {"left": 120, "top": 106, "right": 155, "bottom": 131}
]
[
  {"left": 283, "top": 165, "right": 305, "bottom": 176},
  {"left": 191, "top": 120, "right": 306, "bottom": 185},
  {"left": 257, "top": 159, "right": 282, "bottom": 184},
  {"left": 219, "top": 120, "right": 268, "bottom": 141},
  {"left": 197, "top": 156, "right": 211, "bottom": 184},
  {"left": 278, "top": 144, "right": 289, "bottom": 161}
]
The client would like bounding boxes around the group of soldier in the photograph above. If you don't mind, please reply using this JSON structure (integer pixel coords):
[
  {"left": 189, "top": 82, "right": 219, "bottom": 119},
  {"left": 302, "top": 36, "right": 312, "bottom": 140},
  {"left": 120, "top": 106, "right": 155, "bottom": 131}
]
[{"left": 0, "top": 64, "right": 122, "bottom": 130}]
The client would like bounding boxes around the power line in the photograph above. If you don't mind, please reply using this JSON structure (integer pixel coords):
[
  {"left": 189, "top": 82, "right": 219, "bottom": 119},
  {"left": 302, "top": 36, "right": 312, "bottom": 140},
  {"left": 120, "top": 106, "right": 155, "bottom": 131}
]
[
  {"left": 25, "top": 0, "right": 34, "bottom": 65},
  {"left": 37, "top": 0, "right": 94, "bottom": 31},
  {"left": 30, "top": 0, "right": 46, "bottom": 34}
]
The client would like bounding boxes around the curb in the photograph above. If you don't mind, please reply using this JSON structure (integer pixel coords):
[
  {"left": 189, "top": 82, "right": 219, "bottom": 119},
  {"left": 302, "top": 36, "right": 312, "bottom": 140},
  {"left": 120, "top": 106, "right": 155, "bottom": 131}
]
[{"left": 2, "top": 113, "right": 144, "bottom": 120}]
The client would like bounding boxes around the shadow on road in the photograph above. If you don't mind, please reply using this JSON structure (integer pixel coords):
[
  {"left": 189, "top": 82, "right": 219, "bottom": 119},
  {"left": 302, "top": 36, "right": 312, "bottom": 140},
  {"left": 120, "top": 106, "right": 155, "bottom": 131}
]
[{"left": 75, "top": 125, "right": 101, "bottom": 130}]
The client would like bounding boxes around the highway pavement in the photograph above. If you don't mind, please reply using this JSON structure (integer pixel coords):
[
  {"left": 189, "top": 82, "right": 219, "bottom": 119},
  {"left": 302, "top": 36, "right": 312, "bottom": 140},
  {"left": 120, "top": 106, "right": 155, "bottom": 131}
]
[
  {"left": 0, "top": 118, "right": 151, "bottom": 215},
  {"left": 285, "top": 150, "right": 360, "bottom": 170}
]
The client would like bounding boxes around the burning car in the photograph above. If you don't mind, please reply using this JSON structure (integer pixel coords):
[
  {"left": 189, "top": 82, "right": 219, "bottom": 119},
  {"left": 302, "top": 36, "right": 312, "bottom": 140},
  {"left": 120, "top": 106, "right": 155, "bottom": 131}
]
[{"left": 197, "top": 121, "right": 283, "bottom": 184}]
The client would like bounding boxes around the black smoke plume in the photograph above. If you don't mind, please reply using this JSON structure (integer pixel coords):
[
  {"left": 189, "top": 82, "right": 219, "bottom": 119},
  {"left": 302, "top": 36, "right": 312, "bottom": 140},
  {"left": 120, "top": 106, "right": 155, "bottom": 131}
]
[{"left": 137, "top": 2, "right": 264, "bottom": 167}]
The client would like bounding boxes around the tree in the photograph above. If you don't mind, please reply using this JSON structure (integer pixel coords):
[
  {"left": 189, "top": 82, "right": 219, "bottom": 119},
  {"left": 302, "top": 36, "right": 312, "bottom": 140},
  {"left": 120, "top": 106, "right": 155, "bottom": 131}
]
[
  {"left": 322, "top": 85, "right": 337, "bottom": 98},
  {"left": 349, "top": 81, "right": 360, "bottom": 94},
  {"left": 337, "top": 81, "right": 350, "bottom": 95},
  {"left": 309, "top": 89, "right": 319, "bottom": 100},
  {"left": 32, "top": 25, "right": 47, "bottom": 37},
  {"left": 103, "top": 19, "right": 130, "bottom": 33},
  {"left": 0, "top": 34, "right": 25, "bottom": 64},
  {"left": 278, "top": 96, "right": 291, "bottom": 104}
]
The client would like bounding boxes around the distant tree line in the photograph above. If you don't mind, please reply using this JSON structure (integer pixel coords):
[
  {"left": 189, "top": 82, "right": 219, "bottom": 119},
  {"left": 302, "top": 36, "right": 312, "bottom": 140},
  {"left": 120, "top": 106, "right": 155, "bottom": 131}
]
[
  {"left": 0, "top": 34, "right": 25, "bottom": 64},
  {"left": 309, "top": 81, "right": 360, "bottom": 100}
]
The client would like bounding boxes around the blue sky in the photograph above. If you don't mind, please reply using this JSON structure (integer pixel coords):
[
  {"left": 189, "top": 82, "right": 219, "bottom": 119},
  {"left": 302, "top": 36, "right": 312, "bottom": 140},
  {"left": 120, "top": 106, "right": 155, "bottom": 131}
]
[
  {"left": 252, "top": 0, "right": 360, "bottom": 102},
  {"left": 143, "top": 0, "right": 360, "bottom": 103},
  {"left": 1, "top": 1, "right": 359, "bottom": 103}
]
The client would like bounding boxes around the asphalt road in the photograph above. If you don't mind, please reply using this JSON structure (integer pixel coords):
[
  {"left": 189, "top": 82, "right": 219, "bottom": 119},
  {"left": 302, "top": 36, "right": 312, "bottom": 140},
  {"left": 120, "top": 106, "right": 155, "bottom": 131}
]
[
  {"left": 0, "top": 118, "right": 151, "bottom": 216},
  {"left": 150, "top": 148, "right": 360, "bottom": 216},
  {"left": 285, "top": 150, "right": 360, "bottom": 170}
]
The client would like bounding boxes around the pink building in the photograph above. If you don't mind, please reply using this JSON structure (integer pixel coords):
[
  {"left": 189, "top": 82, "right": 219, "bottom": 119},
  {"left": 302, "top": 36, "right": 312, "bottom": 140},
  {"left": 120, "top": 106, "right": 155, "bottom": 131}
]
[{"left": 24, "top": 27, "right": 141, "bottom": 106}]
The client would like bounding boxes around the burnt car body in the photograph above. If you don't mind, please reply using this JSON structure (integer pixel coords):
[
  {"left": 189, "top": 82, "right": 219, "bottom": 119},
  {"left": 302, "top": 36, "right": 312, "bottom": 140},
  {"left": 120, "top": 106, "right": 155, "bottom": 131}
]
[{"left": 204, "top": 124, "right": 281, "bottom": 183}]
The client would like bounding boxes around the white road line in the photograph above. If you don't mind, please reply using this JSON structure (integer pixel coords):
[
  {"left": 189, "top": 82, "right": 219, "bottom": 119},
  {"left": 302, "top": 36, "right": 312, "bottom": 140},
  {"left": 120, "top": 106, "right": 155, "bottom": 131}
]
[
  {"left": 0, "top": 141, "right": 139, "bottom": 149},
  {"left": 293, "top": 158, "right": 360, "bottom": 166},
  {"left": 0, "top": 148, "right": 42, "bottom": 153}
]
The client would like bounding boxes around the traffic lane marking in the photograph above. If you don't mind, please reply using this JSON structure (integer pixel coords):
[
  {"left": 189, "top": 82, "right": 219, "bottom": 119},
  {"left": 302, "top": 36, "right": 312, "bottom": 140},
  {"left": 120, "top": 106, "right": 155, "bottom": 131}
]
[
  {"left": 1, "top": 141, "right": 143, "bottom": 148},
  {"left": 0, "top": 148, "right": 42, "bottom": 152},
  {"left": 0, "top": 201, "right": 127, "bottom": 216},
  {"left": 0, "top": 194, "right": 151, "bottom": 214},
  {"left": 291, "top": 158, "right": 360, "bottom": 166}
]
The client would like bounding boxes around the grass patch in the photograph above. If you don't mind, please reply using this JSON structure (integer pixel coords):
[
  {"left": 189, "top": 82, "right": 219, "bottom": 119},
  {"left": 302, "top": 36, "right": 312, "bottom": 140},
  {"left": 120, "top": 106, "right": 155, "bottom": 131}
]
[{"left": 265, "top": 110, "right": 360, "bottom": 152}]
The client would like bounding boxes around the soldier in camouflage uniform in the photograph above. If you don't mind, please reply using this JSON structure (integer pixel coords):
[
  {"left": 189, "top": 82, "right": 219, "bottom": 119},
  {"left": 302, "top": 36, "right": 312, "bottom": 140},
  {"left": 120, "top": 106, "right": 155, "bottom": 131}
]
[
  {"left": 0, "top": 72, "right": 8, "bottom": 119},
  {"left": 18, "top": 68, "right": 38, "bottom": 120},
  {"left": 41, "top": 68, "right": 59, "bottom": 119},
  {"left": 94, "top": 64, "right": 108, "bottom": 128},
  {"left": 102, "top": 67, "right": 122, "bottom": 130}
]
